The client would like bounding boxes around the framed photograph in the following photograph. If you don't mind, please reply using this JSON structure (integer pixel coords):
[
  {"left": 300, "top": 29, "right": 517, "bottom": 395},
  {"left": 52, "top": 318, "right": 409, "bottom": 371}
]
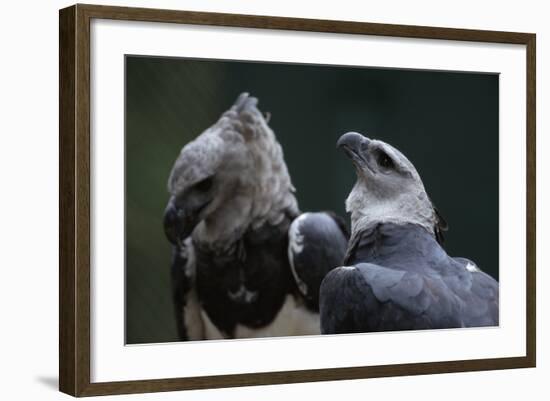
[{"left": 59, "top": 4, "right": 536, "bottom": 397}]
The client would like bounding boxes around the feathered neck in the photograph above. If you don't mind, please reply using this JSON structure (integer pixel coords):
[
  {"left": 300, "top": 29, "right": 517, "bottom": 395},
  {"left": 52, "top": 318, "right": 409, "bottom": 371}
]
[
  {"left": 346, "top": 178, "right": 436, "bottom": 246},
  {"left": 344, "top": 222, "right": 440, "bottom": 266}
]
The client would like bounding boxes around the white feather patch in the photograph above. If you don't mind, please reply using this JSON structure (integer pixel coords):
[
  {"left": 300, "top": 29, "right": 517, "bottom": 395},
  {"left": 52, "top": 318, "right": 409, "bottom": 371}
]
[
  {"left": 180, "top": 238, "right": 205, "bottom": 340},
  {"left": 183, "top": 289, "right": 205, "bottom": 340},
  {"left": 465, "top": 262, "right": 480, "bottom": 272},
  {"left": 287, "top": 213, "right": 309, "bottom": 295}
]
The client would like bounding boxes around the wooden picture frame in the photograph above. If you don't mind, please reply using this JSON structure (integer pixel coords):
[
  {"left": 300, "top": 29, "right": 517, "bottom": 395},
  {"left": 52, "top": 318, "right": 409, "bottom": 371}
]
[{"left": 59, "top": 3, "right": 536, "bottom": 397}]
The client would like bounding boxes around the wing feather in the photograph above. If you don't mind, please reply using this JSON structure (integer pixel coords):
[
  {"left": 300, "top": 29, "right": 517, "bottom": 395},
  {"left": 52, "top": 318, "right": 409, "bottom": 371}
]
[
  {"left": 320, "top": 263, "right": 465, "bottom": 333},
  {"left": 287, "top": 212, "right": 348, "bottom": 311}
]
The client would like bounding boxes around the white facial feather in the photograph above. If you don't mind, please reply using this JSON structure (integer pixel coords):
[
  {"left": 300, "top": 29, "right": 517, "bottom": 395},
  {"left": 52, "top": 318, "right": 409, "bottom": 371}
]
[
  {"left": 345, "top": 138, "right": 436, "bottom": 238},
  {"left": 168, "top": 94, "right": 299, "bottom": 247}
]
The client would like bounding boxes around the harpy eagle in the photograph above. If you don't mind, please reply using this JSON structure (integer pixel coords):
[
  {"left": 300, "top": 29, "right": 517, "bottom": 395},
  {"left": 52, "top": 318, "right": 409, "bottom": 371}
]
[
  {"left": 164, "top": 93, "right": 348, "bottom": 340},
  {"left": 320, "top": 131, "right": 499, "bottom": 334}
]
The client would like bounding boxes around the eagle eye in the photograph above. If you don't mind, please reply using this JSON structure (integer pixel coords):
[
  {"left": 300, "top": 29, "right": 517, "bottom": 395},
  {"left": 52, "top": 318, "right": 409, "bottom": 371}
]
[
  {"left": 377, "top": 151, "right": 395, "bottom": 170},
  {"left": 194, "top": 177, "right": 213, "bottom": 192}
]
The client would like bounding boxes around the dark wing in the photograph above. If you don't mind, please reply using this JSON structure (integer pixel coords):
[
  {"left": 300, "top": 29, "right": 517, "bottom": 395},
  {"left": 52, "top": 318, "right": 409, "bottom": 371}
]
[
  {"left": 171, "top": 238, "right": 204, "bottom": 341},
  {"left": 450, "top": 257, "right": 499, "bottom": 327},
  {"left": 287, "top": 212, "right": 349, "bottom": 311},
  {"left": 320, "top": 262, "right": 465, "bottom": 334}
]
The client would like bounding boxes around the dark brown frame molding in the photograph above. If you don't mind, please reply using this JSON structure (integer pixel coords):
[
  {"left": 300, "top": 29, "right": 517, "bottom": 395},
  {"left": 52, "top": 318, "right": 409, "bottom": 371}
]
[{"left": 59, "top": 3, "right": 536, "bottom": 397}]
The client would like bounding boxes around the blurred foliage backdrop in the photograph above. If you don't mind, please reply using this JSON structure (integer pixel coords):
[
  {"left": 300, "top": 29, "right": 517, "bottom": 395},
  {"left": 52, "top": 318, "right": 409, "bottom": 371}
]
[{"left": 125, "top": 56, "right": 499, "bottom": 344}]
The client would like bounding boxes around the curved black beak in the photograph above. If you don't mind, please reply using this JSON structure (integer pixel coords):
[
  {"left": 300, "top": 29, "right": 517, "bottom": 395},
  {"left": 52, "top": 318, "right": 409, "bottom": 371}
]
[
  {"left": 337, "top": 132, "right": 378, "bottom": 176},
  {"left": 337, "top": 132, "right": 371, "bottom": 166},
  {"left": 337, "top": 132, "right": 368, "bottom": 152},
  {"left": 163, "top": 198, "right": 197, "bottom": 246}
]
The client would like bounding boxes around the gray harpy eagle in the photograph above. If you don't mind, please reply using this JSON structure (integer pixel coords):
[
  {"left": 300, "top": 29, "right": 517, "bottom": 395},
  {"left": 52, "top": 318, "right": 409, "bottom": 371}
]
[
  {"left": 163, "top": 93, "right": 348, "bottom": 340},
  {"left": 320, "top": 132, "right": 499, "bottom": 334}
]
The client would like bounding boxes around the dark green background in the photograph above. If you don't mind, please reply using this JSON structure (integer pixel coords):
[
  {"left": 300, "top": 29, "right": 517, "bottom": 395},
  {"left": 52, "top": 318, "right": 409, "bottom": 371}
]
[{"left": 125, "top": 56, "right": 499, "bottom": 344}]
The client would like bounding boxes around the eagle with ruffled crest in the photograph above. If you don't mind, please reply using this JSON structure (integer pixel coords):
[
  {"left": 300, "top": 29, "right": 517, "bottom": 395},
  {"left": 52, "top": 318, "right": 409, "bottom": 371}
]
[{"left": 164, "top": 93, "right": 348, "bottom": 340}]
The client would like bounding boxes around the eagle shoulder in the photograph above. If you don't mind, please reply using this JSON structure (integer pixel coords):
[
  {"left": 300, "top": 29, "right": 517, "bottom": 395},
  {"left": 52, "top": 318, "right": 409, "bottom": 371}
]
[
  {"left": 320, "top": 261, "right": 465, "bottom": 333},
  {"left": 287, "top": 212, "right": 349, "bottom": 311}
]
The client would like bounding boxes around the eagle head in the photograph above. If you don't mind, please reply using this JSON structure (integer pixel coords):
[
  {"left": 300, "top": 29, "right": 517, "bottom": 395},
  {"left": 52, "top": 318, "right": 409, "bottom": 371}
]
[
  {"left": 337, "top": 131, "right": 446, "bottom": 241},
  {"left": 164, "top": 93, "right": 298, "bottom": 247}
]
